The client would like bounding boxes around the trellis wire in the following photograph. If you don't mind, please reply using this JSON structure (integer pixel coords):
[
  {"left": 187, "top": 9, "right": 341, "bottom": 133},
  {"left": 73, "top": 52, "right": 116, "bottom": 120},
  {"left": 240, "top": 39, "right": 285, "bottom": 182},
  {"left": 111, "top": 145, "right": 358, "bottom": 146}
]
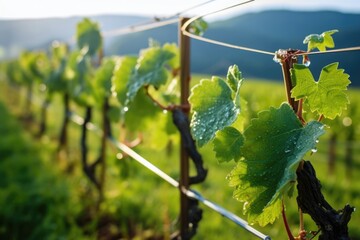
[
  {"left": 181, "top": 0, "right": 360, "bottom": 57},
  {"left": 102, "top": 0, "right": 219, "bottom": 37},
  {"left": 7, "top": 1, "right": 360, "bottom": 238},
  {"left": 68, "top": 111, "right": 271, "bottom": 240}
]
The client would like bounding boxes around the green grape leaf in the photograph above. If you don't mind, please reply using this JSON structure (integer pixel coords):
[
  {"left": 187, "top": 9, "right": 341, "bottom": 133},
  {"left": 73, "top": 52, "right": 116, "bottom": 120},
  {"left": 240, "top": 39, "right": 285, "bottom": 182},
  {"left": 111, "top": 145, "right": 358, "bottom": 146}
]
[
  {"left": 227, "top": 65, "right": 243, "bottom": 108},
  {"left": 163, "top": 43, "right": 180, "bottom": 69},
  {"left": 51, "top": 42, "right": 68, "bottom": 62},
  {"left": 126, "top": 45, "right": 176, "bottom": 103},
  {"left": 123, "top": 89, "right": 159, "bottom": 131},
  {"left": 19, "top": 51, "right": 46, "bottom": 84},
  {"left": 189, "top": 18, "right": 208, "bottom": 36},
  {"left": 227, "top": 103, "right": 325, "bottom": 226},
  {"left": 93, "top": 57, "right": 116, "bottom": 102},
  {"left": 213, "top": 127, "right": 244, "bottom": 163},
  {"left": 291, "top": 62, "right": 351, "bottom": 119},
  {"left": 76, "top": 18, "right": 102, "bottom": 56},
  {"left": 46, "top": 42, "right": 69, "bottom": 94},
  {"left": 189, "top": 65, "right": 243, "bottom": 147},
  {"left": 68, "top": 52, "right": 96, "bottom": 107},
  {"left": 46, "top": 58, "right": 67, "bottom": 93},
  {"left": 111, "top": 56, "right": 137, "bottom": 105},
  {"left": 303, "top": 29, "right": 338, "bottom": 52}
]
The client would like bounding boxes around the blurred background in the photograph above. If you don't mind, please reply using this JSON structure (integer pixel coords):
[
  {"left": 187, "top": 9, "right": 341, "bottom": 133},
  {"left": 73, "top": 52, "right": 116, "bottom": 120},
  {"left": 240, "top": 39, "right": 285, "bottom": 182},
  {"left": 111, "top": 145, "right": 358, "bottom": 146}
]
[{"left": 0, "top": 0, "right": 360, "bottom": 239}]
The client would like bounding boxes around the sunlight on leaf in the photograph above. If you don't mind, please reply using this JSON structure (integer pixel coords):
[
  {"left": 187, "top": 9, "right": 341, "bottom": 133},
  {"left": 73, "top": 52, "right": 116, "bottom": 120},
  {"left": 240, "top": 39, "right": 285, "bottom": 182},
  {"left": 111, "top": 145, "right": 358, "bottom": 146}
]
[
  {"left": 227, "top": 103, "right": 325, "bottom": 226},
  {"left": 303, "top": 29, "right": 338, "bottom": 52},
  {"left": 291, "top": 62, "right": 350, "bottom": 119}
]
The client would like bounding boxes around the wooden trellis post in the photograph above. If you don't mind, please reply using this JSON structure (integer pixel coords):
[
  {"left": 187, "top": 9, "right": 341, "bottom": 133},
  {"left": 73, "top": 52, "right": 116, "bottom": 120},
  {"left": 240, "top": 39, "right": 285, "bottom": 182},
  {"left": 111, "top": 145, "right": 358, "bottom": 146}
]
[{"left": 179, "top": 17, "right": 191, "bottom": 239}]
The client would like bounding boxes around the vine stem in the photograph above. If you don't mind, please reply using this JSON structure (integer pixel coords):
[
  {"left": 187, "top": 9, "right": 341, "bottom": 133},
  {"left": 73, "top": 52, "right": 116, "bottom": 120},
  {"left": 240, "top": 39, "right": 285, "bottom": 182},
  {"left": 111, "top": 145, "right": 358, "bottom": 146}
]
[
  {"left": 282, "top": 200, "right": 295, "bottom": 240},
  {"left": 297, "top": 99, "right": 305, "bottom": 125},
  {"left": 318, "top": 114, "right": 324, "bottom": 122},
  {"left": 145, "top": 86, "right": 171, "bottom": 110},
  {"left": 299, "top": 208, "right": 306, "bottom": 240},
  {"left": 145, "top": 86, "right": 190, "bottom": 112}
]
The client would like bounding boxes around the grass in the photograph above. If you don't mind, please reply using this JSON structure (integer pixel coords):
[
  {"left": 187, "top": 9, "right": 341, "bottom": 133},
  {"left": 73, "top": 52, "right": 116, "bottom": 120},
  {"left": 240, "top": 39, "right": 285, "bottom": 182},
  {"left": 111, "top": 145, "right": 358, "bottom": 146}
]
[
  {"left": 0, "top": 76, "right": 359, "bottom": 239},
  {"left": 0, "top": 100, "right": 89, "bottom": 239}
]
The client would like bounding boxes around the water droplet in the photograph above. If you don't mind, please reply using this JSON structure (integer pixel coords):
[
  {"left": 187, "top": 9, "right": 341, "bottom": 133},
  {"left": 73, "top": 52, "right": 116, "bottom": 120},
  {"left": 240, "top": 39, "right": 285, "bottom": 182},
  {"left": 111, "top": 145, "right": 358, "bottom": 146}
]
[
  {"left": 303, "top": 60, "right": 311, "bottom": 67},
  {"left": 354, "top": 208, "right": 356, "bottom": 212},
  {"left": 39, "top": 84, "right": 47, "bottom": 91},
  {"left": 343, "top": 117, "right": 352, "bottom": 127},
  {"left": 163, "top": 109, "right": 168, "bottom": 114},
  {"left": 315, "top": 139, "right": 319, "bottom": 143},
  {"left": 285, "top": 149, "right": 291, "bottom": 153},
  {"left": 116, "top": 153, "right": 123, "bottom": 159},
  {"left": 311, "top": 148, "right": 318, "bottom": 153},
  {"left": 123, "top": 106, "right": 129, "bottom": 112},
  {"left": 303, "top": 55, "right": 311, "bottom": 67}
]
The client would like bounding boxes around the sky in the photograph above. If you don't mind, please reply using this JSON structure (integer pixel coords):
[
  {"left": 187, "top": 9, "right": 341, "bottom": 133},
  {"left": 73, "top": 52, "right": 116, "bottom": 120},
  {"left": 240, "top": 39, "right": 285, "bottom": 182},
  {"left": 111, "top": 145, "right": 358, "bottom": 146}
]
[{"left": 1, "top": 0, "right": 360, "bottom": 20}]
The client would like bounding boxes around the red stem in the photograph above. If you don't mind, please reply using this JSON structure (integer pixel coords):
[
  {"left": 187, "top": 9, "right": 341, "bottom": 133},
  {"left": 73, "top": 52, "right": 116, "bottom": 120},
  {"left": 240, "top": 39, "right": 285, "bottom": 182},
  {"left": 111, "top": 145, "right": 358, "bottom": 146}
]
[
  {"left": 318, "top": 114, "right": 324, "bottom": 122},
  {"left": 297, "top": 99, "right": 305, "bottom": 125},
  {"left": 145, "top": 86, "right": 190, "bottom": 112},
  {"left": 145, "top": 86, "right": 173, "bottom": 111},
  {"left": 282, "top": 200, "right": 295, "bottom": 240}
]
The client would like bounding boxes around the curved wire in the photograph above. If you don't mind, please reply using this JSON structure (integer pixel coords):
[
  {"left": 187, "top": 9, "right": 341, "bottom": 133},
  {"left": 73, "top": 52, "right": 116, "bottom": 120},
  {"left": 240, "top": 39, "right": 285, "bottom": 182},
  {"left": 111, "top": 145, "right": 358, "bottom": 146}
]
[
  {"left": 103, "top": 0, "right": 220, "bottom": 37},
  {"left": 181, "top": 0, "right": 275, "bottom": 56},
  {"left": 181, "top": 0, "right": 360, "bottom": 57}
]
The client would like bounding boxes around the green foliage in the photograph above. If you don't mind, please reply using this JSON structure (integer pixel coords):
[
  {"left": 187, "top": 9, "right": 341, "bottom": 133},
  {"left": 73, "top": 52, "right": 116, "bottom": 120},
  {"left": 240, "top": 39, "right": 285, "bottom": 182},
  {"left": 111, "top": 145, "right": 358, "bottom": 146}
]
[
  {"left": 303, "top": 29, "right": 338, "bottom": 52},
  {"left": 18, "top": 51, "right": 50, "bottom": 85},
  {"left": 0, "top": 103, "right": 84, "bottom": 240},
  {"left": 162, "top": 43, "right": 180, "bottom": 69},
  {"left": 5, "top": 60, "right": 23, "bottom": 84},
  {"left": 189, "top": 18, "right": 208, "bottom": 36},
  {"left": 291, "top": 62, "right": 351, "bottom": 119},
  {"left": 125, "top": 43, "right": 178, "bottom": 103},
  {"left": 110, "top": 42, "right": 180, "bottom": 144},
  {"left": 189, "top": 65, "right": 243, "bottom": 147},
  {"left": 76, "top": 18, "right": 102, "bottom": 57},
  {"left": 93, "top": 57, "right": 116, "bottom": 104},
  {"left": 111, "top": 56, "right": 137, "bottom": 105},
  {"left": 227, "top": 103, "right": 325, "bottom": 226},
  {"left": 69, "top": 52, "right": 96, "bottom": 106},
  {"left": 45, "top": 42, "right": 69, "bottom": 94},
  {"left": 213, "top": 127, "right": 244, "bottom": 163}
]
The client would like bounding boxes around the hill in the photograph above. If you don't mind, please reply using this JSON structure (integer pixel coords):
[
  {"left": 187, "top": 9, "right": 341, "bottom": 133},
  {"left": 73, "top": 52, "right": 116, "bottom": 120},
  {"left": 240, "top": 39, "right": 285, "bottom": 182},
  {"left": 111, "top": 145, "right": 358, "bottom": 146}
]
[
  {"left": 0, "top": 15, "right": 148, "bottom": 58},
  {"left": 1, "top": 10, "right": 359, "bottom": 85},
  {"left": 109, "top": 10, "right": 360, "bottom": 86}
]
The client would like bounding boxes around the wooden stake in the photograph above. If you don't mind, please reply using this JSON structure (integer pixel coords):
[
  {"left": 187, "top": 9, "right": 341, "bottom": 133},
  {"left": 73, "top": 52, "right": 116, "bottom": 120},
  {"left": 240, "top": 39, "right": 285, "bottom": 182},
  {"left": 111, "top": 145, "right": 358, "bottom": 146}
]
[{"left": 179, "top": 17, "right": 191, "bottom": 239}]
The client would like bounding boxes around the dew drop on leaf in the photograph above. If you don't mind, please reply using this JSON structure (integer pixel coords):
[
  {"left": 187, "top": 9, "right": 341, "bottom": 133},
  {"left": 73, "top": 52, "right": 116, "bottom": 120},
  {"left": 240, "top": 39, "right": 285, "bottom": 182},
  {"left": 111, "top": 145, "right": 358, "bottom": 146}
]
[
  {"left": 311, "top": 148, "right": 318, "bottom": 153},
  {"left": 304, "top": 60, "right": 311, "bottom": 67},
  {"left": 303, "top": 55, "right": 311, "bottom": 67}
]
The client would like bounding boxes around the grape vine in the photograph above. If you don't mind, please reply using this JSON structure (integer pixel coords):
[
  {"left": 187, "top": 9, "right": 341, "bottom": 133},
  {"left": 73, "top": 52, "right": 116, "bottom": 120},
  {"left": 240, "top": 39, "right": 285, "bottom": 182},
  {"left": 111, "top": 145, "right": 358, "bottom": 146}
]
[
  {"left": 188, "top": 29, "right": 354, "bottom": 239},
  {"left": 0, "top": 15, "right": 357, "bottom": 239}
]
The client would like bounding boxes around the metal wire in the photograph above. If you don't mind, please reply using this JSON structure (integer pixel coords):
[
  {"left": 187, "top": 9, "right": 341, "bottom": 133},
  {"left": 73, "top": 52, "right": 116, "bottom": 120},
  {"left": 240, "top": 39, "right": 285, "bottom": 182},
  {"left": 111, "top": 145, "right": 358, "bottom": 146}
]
[
  {"left": 67, "top": 111, "right": 271, "bottom": 240},
  {"left": 103, "top": 0, "right": 219, "bottom": 37},
  {"left": 181, "top": 0, "right": 275, "bottom": 56},
  {"left": 181, "top": 0, "right": 360, "bottom": 57},
  {"left": 103, "top": 18, "right": 179, "bottom": 37},
  {"left": 296, "top": 46, "right": 360, "bottom": 56},
  {"left": 174, "top": 0, "right": 219, "bottom": 17}
]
